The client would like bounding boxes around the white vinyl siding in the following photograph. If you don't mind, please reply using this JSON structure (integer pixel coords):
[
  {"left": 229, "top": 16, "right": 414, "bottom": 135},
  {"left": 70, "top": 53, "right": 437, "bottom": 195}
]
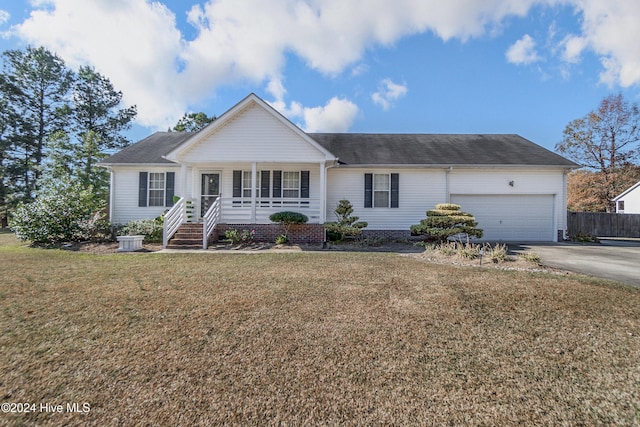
[
  {"left": 326, "top": 166, "right": 566, "bottom": 241},
  {"left": 327, "top": 168, "right": 445, "bottom": 229},
  {"left": 614, "top": 183, "right": 640, "bottom": 213},
  {"left": 109, "top": 166, "right": 181, "bottom": 224},
  {"left": 178, "top": 103, "right": 329, "bottom": 163}
]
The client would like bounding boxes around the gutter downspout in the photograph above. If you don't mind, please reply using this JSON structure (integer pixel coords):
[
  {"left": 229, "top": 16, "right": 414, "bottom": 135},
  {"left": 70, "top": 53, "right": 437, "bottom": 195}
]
[
  {"left": 323, "top": 159, "right": 339, "bottom": 244},
  {"left": 445, "top": 166, "right": 453, "bottom": 203},
  {"left": 108, "top": 167, "right": 115, "bottom": 221},
  {"left": 562, "top": 169, "right": 569, "bottom": 241}
]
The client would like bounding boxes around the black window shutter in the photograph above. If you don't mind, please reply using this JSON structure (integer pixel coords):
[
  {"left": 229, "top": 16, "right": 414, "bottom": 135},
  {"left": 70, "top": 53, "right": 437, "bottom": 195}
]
[
  {"left": 261, "top": 170, "right": 270, "bottom": 198},
  {"left": 300, "top": 171, "right": 310, "bottom": 198},
  {"left": 165, "top": 172, "right": 175, "bottom": 207},
  {"left": 390, "top": 173, "right": 399, "bottom": 208},
  {"left": 232, "top": 170, "right": 242, "bottom": 198},
  {"left": 272, "top": 170, "right": 282, "bottom": 198},
  {"left": 364, "top": 173, "right": 372, "bottom": 208},
  {"left": 138, "top": 172, "right": 148, "bottom": 207}
]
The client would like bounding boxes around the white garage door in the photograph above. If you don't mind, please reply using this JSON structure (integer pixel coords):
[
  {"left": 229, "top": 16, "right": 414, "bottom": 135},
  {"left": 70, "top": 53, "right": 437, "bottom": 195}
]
[{"left": 450, "top": 195, "right": 555, "bottom": 242}]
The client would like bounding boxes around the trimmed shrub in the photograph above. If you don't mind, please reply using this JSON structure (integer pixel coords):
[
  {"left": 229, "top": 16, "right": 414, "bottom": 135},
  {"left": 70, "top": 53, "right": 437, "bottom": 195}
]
[
  {"left": 410, "top": 203, "right": 483, "bottom": 242},
  {"left": 324, "top": 199, "right": 368, "bottom": 241},
  {"left": 269, "top": 211, "right": 308, "bottom": 225},
  {"left": 269, "top": 211, "right": 308, "bottom": 242}
]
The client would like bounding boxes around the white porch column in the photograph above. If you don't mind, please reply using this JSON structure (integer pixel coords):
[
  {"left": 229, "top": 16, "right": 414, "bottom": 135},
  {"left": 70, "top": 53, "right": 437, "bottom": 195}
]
[
  {"left": 180, "top": 163, "right": 188, "bottom": 197},
  {"left": 251, "top": 162, "right": 257, "bottom": 222},
  {"left": 320, "top": 161, "right": 326, "bottom": 223}
]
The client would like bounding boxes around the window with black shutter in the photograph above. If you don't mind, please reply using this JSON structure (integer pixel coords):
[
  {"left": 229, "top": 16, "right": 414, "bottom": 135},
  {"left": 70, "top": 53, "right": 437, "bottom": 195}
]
[{"left": 364, "top": 173, "right": 399, "bottom": 208}]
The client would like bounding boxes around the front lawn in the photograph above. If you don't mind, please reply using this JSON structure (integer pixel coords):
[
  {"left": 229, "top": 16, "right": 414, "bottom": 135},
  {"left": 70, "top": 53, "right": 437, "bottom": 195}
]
[{"left": 0, "top": 233, "right": 638, "bottom": 425}]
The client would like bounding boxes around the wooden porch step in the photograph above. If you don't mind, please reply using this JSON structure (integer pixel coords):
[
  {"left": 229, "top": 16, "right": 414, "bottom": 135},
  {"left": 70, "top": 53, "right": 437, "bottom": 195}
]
[{"left": 167, "top": 223, "right": 205, "bottom": 249}]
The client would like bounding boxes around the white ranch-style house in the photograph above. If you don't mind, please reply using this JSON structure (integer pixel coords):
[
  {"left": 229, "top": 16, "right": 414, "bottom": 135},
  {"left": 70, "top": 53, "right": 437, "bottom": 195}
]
[
  {"left": 100, "top": 93, "right": 577, "bottom": 248},
  {"left": 613, "top": 181, "right": 640, "bottom": 213}
]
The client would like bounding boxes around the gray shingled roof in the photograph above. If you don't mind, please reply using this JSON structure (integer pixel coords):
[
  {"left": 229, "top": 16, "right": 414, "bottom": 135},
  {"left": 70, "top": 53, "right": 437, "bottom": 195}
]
[
  {"left": 100, "top": 132, "right": 194, "bottom": 164},
  {"left": 309, "top": 133, "right": 577, "bottom": 166},
  {"left": 101, "top": 131, "right": 577, "bottom": 167}
]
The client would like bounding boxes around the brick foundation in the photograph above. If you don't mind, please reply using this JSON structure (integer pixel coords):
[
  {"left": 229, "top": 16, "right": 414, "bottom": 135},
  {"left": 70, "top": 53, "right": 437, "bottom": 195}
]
[{"left": 215, "top": 223, "right": 325, "bottom": 244}]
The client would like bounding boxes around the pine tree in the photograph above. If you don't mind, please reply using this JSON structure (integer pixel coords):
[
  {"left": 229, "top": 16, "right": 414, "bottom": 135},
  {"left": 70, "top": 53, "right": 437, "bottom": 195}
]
[
  {"left": 1, "top": 46, "right": 73, "bottom": 200},
  {"left": 69, "top": 66, "right": 137, "bottom": 196}
]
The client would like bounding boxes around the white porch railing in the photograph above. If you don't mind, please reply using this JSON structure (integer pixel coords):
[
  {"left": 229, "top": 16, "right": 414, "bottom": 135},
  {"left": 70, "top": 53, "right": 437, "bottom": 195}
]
[
  {"left": 163, "top": 197, "right": 186, "bottom": 248},
  {"left": 202, "top": 196, "right": 222, "bottom": 249},
  {"left": 163, "top": 196, "right": 320, "bottom": 249},
  {"left": 221, "top": 197, "right": 321, "bottom": 223}
]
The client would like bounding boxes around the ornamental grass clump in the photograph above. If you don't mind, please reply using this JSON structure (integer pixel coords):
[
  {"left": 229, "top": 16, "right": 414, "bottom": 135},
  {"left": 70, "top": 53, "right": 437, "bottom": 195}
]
[
  {"left": 486, "top": 243, "right": 509, "bottom": 263},
  {"left": 410, "top": 203, "right": 483, "bottom": 242}
]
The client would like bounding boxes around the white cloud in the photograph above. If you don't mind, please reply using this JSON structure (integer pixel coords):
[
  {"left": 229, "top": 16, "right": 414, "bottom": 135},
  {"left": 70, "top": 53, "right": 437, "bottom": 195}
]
[
  {"left": 302, "top": 97, "right": 359, "bottom": 133},
  {"left": 561, "top": 35, "right": 588, "bottom": 63},
  {"left": 351, "top": 63, "right": 369, "bottom": 77},
  {"left": 0, "top": 10, "right": 9, "bottom": 25},
  {"left": 10, "top": 0, "right": 640, "bottom": 129},
  {"left": 506, "top": 34, "right": 541, "bottom": 65},
  {"left": 11, "top": 0, "right": 545, "bottom": 129},
  {"left": 12, "top": 0, "right": 186, "bottom": 128},
  {"left": 570, "top": 0, "right": 640, "bottom": 87},
  {"left": 372, "top": 79, "right": 408, "bottom": 111},
  {"left": 266, "top": 77, "right": 358, "bottom": 132}
]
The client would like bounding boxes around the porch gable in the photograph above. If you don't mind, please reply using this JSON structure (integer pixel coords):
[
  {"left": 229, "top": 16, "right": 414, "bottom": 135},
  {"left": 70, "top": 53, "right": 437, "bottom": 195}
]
[{"left": 166, "top": 93, "right": 337, "bottom": 164}]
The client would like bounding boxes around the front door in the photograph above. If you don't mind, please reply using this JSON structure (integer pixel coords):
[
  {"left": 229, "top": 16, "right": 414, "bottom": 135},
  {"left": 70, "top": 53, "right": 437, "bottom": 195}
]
[{"left": 201, "top": 172, "right": 220, "bottom": 216}]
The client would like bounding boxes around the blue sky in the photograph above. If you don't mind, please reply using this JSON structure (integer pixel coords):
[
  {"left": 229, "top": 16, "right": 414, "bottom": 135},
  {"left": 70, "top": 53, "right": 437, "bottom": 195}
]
[{"left": 1, "top": 1, "right": 639, "bottom": 152}]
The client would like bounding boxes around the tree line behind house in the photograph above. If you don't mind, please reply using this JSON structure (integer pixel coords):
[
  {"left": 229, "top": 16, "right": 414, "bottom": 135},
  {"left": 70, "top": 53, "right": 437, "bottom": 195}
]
[{"left": 0, "top": 46, "right": 215, "bottom": 229}]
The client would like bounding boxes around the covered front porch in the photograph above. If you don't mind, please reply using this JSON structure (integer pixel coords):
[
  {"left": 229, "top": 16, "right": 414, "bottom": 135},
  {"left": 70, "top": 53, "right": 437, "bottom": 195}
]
[{"left": 163, "top": 162, "right": 328, "bottom": 248}]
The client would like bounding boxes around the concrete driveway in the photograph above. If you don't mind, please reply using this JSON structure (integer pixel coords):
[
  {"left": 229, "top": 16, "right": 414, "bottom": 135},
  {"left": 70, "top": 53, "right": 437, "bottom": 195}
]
[{"left": 513, "top": 240, "right": 640, "bottom": 287}]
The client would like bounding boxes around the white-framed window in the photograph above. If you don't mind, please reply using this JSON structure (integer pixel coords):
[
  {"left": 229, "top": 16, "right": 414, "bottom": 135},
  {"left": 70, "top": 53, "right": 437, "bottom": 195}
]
[
  {"left": 364, "top": 172, "right": 398, "bottom": 208},
  {"left": 373, "top": 173, "right": 390, "bottom": 207},
  {"left": 242, "top": 171, "right": 261, "bottom": 198},
  {"left": 233, "top": 169, "right": 308, "bottom": 202},
  {"left": 282, "top": 171, "right": 300, "bottom": 198},
  {"left": 148, "top": 172, "right": 165, "bottom": 207},
  {"left": 618, "top": 200, "right": 625, "bottom": 213}
]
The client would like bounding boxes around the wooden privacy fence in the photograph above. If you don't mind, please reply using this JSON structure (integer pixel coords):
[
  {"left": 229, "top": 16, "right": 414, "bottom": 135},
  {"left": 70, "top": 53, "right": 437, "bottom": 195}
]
[{"left": 567, "top": 212, "right": 640, "bottom": 238}]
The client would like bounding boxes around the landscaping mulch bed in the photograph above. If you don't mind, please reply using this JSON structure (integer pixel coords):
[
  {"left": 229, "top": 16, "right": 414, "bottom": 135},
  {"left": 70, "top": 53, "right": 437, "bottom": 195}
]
[{"left": 58, "top": 239, "right": 557, "bottom": 274}]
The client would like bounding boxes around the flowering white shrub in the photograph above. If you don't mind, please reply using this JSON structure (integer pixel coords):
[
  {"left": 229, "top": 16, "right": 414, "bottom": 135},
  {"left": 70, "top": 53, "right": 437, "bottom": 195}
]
[
  {"left": 117, "top": 218, "right": 163, "bottom": 243},
  {"left": 9, "top": 179, "right": 109, "bottom": 244}
]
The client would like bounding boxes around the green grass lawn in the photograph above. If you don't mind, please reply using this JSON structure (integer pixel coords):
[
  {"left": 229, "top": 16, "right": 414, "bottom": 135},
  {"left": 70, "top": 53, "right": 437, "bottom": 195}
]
[{"left": 1, "top": 232, "right": 638, "bottom": 426}]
